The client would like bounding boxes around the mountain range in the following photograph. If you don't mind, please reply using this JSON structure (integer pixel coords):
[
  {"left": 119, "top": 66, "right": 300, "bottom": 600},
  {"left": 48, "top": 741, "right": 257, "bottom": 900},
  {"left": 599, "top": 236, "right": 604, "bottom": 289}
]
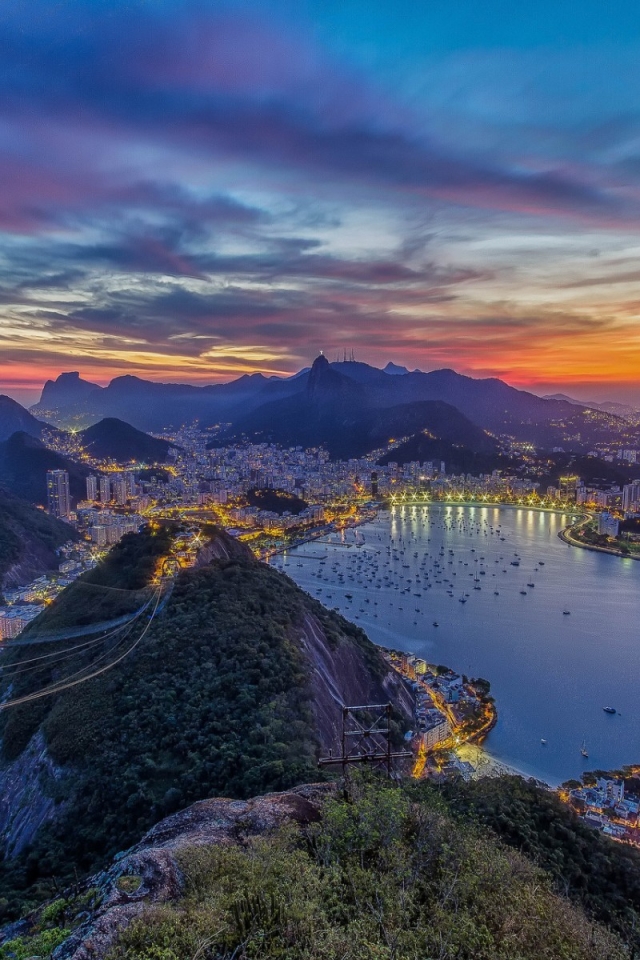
[
  {"left": 27, "top": 358, "right": 640, "bottom": 455},
  {"left": 544, "top": 393, "right": 640, "bottom": 420}
]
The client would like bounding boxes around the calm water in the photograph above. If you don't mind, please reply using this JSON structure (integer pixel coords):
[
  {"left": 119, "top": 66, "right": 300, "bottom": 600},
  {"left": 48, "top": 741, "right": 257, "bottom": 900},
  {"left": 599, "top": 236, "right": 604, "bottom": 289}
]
[{"left": 271, "top": 504, "right": 640, "bottom": 785}]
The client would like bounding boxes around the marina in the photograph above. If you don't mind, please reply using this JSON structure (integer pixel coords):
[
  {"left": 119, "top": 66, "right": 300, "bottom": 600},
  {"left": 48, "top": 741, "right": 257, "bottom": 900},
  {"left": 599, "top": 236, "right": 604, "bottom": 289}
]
[{"left": 271, "top": 503, "right": 640, "bottom": 785}]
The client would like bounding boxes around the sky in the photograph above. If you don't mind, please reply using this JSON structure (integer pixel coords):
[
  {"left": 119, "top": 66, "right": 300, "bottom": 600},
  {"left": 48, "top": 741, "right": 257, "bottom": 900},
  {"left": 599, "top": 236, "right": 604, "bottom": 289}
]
[{"left": 2, "top": 0, "right": 640, "bottom": 406}]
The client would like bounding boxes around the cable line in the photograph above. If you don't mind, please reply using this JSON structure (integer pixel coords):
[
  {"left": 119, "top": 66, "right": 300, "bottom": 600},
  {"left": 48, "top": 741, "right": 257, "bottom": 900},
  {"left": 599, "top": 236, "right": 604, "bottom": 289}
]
[{"left": 0, "top": 587, "right": 164, "bottom": 711}]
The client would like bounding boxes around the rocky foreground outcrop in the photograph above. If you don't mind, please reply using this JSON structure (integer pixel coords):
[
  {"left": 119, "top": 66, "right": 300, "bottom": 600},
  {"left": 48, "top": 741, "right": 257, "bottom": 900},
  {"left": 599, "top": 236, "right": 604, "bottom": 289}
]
[{"left": 22, "top": 785, "right": 333, "bottom": 960}]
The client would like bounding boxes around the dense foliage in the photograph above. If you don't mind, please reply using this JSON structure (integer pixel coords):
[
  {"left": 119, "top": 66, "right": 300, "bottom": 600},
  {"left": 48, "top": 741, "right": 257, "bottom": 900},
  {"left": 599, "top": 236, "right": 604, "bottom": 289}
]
[
  {"left": 434, "top": 774, "right": 640, "bottom": 953},
  {"left": 110, "top": 780, "right": 626, "bottom": 960},
  {"left": 246, "top": 488, "right": 308, "bottom": 516},
  {"left": 0, "top": 530, "right": 382, "bottom": 918}
]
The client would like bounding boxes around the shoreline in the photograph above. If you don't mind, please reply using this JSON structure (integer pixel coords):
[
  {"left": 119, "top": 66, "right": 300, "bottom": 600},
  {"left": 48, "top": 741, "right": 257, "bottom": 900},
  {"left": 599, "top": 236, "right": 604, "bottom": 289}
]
[
  {"left": 559, "top": 514, "right": 640, "bottom": 562},
  {"left": 453, "top": 743, "right": 554, "bottom": 787},
  {"left": 279, "top": 504, "right": 637, "bottom": 792}
]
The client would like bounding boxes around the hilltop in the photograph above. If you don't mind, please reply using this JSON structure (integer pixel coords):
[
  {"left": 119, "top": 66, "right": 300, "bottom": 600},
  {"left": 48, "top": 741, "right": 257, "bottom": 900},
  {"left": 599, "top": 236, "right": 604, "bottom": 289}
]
[
  {"left": 0, "top": 397, "right": 46, "bottom": 443},
  {"left": 0, "top": 489, "right": 77, "bottom": 595},
  {"left": 0, "top": 527, "right": 411, "bottom": 917},
  {"left": 79, "top": 418, "right": 176, "bottom": 464}
]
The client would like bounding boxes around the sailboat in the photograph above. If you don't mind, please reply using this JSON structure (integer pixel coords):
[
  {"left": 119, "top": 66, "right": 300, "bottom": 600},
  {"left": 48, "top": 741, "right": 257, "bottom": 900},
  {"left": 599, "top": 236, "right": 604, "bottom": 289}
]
[{"left": 580, "top": 739, "right": 589, "bottom": 758}]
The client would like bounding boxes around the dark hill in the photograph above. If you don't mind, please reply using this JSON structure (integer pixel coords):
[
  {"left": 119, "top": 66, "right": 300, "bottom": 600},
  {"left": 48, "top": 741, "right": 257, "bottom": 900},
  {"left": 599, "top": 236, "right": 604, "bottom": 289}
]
[
  {"left": 0, "top": 432, "right": 91, "bottom": 506},
  {"left": 378, "top": 429, "right": 512, "bottom": 475},
  {"left": 0, "top": 527, "right": 411, "bottom": 913},
  {"left": 216, "top": 356, "right": 498, "bottom": 458},
  {"left": 213, "top": 357, "right": 636, "bottom": 455},
  {"left": 79, "top": 418, "right": 175, "bottom": 463},
  {"left": 0, "top": 489, "right": 78, "bottom": 595},
  {"left": 246, "top": 487, "right": 308, "bottom": 515},
  {"left": 0, "top": 396, "right": 46, "bottom": 443}
]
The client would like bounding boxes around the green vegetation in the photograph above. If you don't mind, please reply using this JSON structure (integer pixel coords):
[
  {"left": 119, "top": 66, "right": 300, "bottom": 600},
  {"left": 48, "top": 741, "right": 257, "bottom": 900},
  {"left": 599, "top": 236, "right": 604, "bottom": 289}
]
[
  {"left": 0, "top": 529, "right": 384, "bottom": 920},
  {"left": 0, "top": 488, "right": 77, "bottom": 595},
  {"left": 117, "top": 876, "right": 143, "bottom": 895},
  {"left": 108, "top": 780, "right": 625, "bottom": 960},
  {"left": 570, "top": 519, "right": 640, "bottom": 558},
  {"left": 434, "top": 774, "right": 640, "bottom": 953},
  {"left": 0, "top": 888, "right": 100, "bottom": 960}
]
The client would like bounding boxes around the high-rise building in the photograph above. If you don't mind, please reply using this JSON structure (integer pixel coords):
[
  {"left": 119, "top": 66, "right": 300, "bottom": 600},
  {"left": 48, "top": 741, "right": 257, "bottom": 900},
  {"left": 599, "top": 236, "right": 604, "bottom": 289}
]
[
  {"left": 597, "top": 511, "right": 619, "bottom": 537},
  {"left": 559, "top": 475, "right": 580, "bottom": 501},
  {"left": 99, "top": 476, "right": 111, "bottom": 503},
  {"left": 86, "top": 475, "right": 98, "bottom": 501},
  {"left": 113, "top": 478, "right": 128, "bottom": 505},
  {"left": 124, "top": 471, "right": 137, "bottom": 497},
  {"left": 46, "top": 469, "right": 71, "bottom": 518},
  {"left": 622, "top": 481, "right": 640, "bottom": 514}
]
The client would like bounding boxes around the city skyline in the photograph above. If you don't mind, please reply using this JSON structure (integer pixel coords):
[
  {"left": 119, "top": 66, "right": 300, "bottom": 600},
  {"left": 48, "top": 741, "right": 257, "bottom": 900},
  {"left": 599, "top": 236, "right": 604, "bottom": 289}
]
[{"left": 2, "top": 1, "right": 640, "bottom": 405}]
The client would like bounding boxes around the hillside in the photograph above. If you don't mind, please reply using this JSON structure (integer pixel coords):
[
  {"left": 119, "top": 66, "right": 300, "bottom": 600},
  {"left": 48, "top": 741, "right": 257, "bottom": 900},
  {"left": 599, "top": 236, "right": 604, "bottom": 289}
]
[
  {"left": 0, "top": 489, "right": 77, "bottom": 595},
  {"left": 4, "top": 780, "right": 633, "bottom": 960},
  {"left": 79, "top": 418, "right": 175, "bottom": 464},
  {"left": 0, "top": 397, "right": 46, "bottom": 443},
  {"left": 0, "top": 527, "right": 412, "bottom": 917},
  {"left": 0, "top": 433, "right": 91, "bottom": 506},
  {"left": 378, "top": 432, "right": 512, "bottom": 474},
  {"left": 213, "top": 355, "right": 499, "bottom": 459}
]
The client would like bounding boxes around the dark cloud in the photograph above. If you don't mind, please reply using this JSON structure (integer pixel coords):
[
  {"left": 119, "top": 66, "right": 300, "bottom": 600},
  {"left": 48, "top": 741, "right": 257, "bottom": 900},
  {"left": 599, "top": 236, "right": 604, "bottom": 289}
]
[{"left": 0, "top": 1, "right": 632, "bottom": 231}]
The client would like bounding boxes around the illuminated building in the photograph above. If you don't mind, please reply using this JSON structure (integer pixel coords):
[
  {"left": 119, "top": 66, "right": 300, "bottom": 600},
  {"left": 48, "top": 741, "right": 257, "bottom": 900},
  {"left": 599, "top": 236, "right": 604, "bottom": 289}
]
[
  {"left": 0, "top": 605, "right": 45, "bottom": 639},
  {"left": 597, "top": 511, "right": 619, "bottom": 537},
  {"left": 99, "top": 476, "right": 111, "bottom": 503},
  {"left": 559, "top": 475, "right": 580, "bottom": 501},
  {"left": 422, "top": 717, "right": 451, "bottom": 749},
  {"left": 86, "top": 475, "right": 98, "bottom": 501},
  {"left": 622, "top": 481, "right": 640, "bottom": 515},
  {"left": 113, "top": 478, "right": 128, "bottom": 505},
  {"left": 46, "top": 469, "right": 71, "bottom": 518}
]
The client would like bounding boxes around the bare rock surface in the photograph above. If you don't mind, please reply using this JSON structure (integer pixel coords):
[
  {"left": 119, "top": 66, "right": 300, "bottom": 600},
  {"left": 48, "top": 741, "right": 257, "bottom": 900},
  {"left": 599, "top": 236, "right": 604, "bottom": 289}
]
[
  {"left": 50, "top": 784, "right": 333, "bottom": 960},
  {"left": 296, "top": 610, "right": 414, "bottom": 752},
  {"left": 0, "top": 731, "right": 65, "bottom": 857}
]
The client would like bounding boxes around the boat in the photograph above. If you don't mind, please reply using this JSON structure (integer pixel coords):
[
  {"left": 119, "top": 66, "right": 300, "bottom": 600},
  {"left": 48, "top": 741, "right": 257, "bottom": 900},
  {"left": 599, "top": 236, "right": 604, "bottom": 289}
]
[
  {"left": 458, "top": 595, "right": 467, "bottom": 604},
  {"left": 541, "top": 738, "right": 547, "bottom": 745},
  {"left": 433, "top": 621, "right": 439, "bottom": 627},
  {"left": 563, "top": 610, "right": 570, "bottom": 615},
  {"left": 520, "top": 590, "right": 527, "bottom": 595},
  {"left": 527, "top": 582, "right": 535, "bottom": 588},
  {"left": 510, "top": 560, "right": 520, "bottom": 566},
  {"left": 580, "top": 740, "right": 589, "bottom": 758},
  {"left": 603, "top": 706, "right": 616, "bottom": 715}
]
